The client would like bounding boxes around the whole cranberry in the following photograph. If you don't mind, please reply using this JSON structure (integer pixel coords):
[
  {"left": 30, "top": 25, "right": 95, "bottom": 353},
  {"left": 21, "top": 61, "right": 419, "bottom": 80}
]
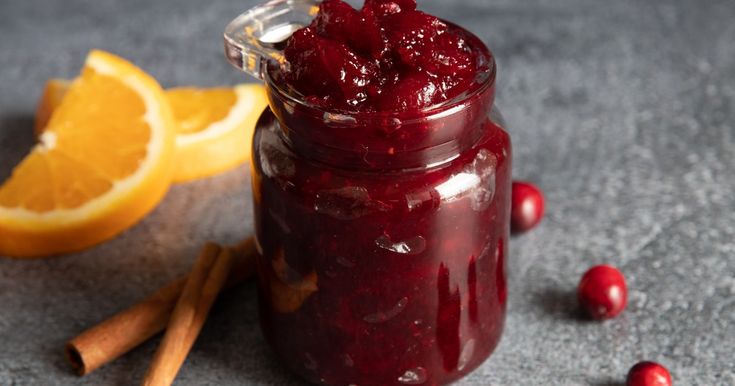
[
  {"left": 510, "top": 181, "right": 544, "bottom": 234},
  {"left": 626, "top": 361, "right": 672, "bottom": 386},
  {"left": 577, "top": 264, "right": 627, "bottom": 319}
]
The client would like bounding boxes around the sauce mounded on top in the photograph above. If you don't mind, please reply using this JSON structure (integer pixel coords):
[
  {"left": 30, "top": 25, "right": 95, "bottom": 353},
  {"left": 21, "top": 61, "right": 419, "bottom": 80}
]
[{"left": 282, "top": 0, "right": 488, "bottom": 112}]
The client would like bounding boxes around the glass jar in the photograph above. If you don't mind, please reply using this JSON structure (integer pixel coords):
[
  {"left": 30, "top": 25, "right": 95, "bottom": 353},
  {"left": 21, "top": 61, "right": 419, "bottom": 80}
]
[{"left": 225, "top": 2, "right": 511, "bottom": 385}]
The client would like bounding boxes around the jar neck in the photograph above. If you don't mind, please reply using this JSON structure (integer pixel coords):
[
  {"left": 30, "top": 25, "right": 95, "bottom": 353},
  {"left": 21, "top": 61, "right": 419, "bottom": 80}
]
[{"left": 271, "top": 91, "right": 492, "bottom": 171}]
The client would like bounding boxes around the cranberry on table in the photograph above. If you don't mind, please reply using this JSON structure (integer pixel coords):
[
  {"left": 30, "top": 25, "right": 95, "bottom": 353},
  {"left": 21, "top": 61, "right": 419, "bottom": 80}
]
[
  {"left": 510, "top": 180, "right": 544, "bottom": 234},
  {"left": 626, "top": 361, "right": 672, "bottom": 386},
  {"left": 577, "top": 264, "right": 627, "bottom": 319}
]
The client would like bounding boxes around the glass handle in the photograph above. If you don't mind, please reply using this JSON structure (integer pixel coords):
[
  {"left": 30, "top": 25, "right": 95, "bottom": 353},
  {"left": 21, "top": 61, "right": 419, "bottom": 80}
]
[{"left": 223, "top": 0, "right": 322, "bottom": 80}]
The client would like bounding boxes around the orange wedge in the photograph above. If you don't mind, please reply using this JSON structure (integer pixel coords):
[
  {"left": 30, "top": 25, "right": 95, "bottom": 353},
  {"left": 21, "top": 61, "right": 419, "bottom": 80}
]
[
  {"left": 34, "top": 78, "right": 70, "bottom": 137},
  {"left": 0, "top": 50, "right": 176, "bottom": 258},
  {"left": 168, "top": 84, "right": 267, "bottom": 182},
  {"left": 35, "top": 81, "right": 268, "bottom": 183}
]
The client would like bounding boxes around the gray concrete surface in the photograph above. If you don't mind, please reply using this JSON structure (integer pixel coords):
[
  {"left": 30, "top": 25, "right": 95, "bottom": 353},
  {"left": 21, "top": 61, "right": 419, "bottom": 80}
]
[{"left": 1, "top": 0, "right": 734, "bottom": 384}]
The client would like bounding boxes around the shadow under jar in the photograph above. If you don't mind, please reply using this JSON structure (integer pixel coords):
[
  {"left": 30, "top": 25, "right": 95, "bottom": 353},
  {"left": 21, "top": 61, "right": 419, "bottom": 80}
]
[{"left": 250, "top": 29, "right": 511, "bottom": 386}]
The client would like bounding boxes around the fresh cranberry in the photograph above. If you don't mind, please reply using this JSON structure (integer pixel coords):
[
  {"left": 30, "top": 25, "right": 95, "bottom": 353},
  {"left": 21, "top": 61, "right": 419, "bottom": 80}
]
[
  {"left": 626, "top": 361, "right": 672, "bottom": 386},
  {"left": 510, "top": 181, "right": 544, "bottom": 234},
  {"left": 577, "top": 265, "right": 627, "bottom": 319}
]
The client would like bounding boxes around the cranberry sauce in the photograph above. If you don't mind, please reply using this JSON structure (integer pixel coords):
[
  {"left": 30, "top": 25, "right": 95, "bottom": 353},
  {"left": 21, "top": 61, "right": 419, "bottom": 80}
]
[
  {"left": 252, "top": 110, "right": 510, "bottom": 385},
  {"left": 282, "top": 0, "right": 488, "bottom": 112},
  {"left": 250, "top": 1, "right": 510, "bottom": 385}
]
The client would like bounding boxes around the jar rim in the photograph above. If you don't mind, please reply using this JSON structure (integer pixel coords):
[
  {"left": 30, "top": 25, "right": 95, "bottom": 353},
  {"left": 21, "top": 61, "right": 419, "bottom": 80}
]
[{"left": 263, "top": 22, "right": 496, "bottom": 126}]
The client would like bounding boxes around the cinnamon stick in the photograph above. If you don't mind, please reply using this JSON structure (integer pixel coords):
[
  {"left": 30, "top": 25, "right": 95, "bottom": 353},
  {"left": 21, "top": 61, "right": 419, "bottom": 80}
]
[
  {"left": 65, "top": 237, "right": 257, "bottom": 376},
  {"left": 141, "top": 242, "right": 232, "bottom": 385}
]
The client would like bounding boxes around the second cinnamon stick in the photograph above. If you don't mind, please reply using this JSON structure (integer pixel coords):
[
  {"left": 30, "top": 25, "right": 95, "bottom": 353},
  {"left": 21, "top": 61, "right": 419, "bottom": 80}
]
[{"left": 141, "top": 242, "right": 233, "bottom": 386}]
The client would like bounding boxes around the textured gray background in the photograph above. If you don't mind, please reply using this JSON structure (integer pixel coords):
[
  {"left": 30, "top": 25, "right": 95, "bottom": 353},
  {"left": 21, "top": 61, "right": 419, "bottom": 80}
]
[{"left": 1, "top": 0, "right": 734, "bottom": 385}]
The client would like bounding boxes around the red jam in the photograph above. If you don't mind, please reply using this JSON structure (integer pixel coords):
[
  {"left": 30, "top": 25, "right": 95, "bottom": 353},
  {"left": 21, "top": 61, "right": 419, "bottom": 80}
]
[
  {"left": 250, "top": 1, "right": 510, "bottom": 385},
  {"left": 282, "top": 0, "right": 485, "bottom": 112}
]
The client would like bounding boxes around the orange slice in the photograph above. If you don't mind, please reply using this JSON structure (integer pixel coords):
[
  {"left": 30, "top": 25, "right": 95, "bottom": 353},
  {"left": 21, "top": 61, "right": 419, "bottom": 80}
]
[
  {"left": 0, "top": 50, "right": 176, "bottom": 258},
  {"left": 35, "top": 81, "right": 268, "bottom": 183},
  {"left": 34, "top": 78, "right": 70, "bottom": 137},
  {"left": 168, "top": 84, "right": 267, "bottom": 182}
]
